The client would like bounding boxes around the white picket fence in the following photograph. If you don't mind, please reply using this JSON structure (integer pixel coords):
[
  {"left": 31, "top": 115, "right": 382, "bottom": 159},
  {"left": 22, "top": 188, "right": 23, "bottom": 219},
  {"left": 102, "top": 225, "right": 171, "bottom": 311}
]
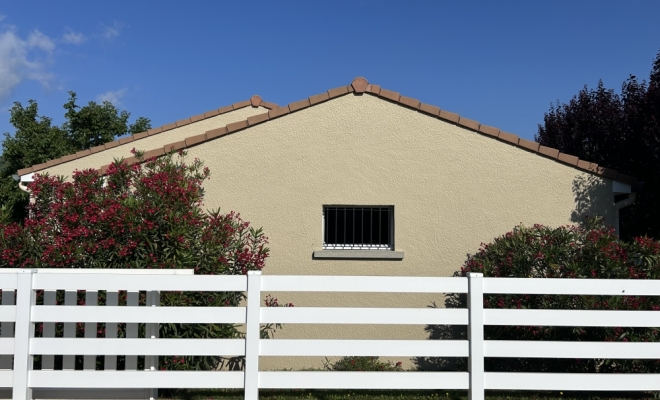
[{"left": 0, "top": 269, "right": 659, "bottom": 400}]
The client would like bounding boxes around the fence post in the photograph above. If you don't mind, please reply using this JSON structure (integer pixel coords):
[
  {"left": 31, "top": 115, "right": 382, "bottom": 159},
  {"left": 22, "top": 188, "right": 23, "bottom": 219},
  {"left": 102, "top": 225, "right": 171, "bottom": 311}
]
[
  {"left": 244, "top": 271, "right": 261, "bottom": 400},
  {"left": 467, "top": 272, "right": 484, "bottom": 400},
  {"left": 13, "top": 270, "right": 36, "bottom": 400},
  {"left": 145, "top": 290, "right": 160, "bottom": 400}
]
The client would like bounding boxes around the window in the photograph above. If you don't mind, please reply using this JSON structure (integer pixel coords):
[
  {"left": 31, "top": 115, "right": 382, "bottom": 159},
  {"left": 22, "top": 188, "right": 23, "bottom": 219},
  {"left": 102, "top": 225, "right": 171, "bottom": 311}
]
[{"left": 323, "top": 206, "right": 393, "bottom": 250}]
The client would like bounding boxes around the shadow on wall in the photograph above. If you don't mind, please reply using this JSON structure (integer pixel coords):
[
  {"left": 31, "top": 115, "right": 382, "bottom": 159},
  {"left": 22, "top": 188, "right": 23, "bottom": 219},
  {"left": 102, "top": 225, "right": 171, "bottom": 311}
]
[
  {"left": 413, "top": 292, "right": 467, "bottom": 372},
  {"left": 571, "top": 174, "right": 612, "bottom": 226}
]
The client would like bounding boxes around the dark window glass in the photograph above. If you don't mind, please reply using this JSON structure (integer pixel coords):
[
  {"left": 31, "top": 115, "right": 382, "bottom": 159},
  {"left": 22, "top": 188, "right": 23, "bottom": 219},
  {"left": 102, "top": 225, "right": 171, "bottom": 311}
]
[{"left": 323, "top": 206, "right": 393, "bottom": 249}]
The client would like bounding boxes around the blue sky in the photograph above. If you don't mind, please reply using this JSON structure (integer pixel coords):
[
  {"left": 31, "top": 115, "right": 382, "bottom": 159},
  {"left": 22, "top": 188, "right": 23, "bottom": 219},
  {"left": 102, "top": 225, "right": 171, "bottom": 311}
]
[{"left": 1, "top": 1, "right": 659, "bottom": 142}]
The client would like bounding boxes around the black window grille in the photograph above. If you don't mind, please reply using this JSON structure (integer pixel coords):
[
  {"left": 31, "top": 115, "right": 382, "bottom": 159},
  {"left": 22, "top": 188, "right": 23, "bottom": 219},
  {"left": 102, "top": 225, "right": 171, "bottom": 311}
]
[{"left": 323, "top": 206, "right": 393, "bottom": 250}]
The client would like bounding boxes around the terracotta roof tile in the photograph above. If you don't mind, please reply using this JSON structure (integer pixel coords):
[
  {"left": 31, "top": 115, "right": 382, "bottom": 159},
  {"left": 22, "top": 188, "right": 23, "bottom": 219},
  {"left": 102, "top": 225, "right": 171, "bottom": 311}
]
[
  {"left": 288, "top": 99, "right": 310, "bottom": 113},
  {"left": 232, "top": 100, "right": 251, "bottom": 109},
  {"left": 366, "top": 84, "right": 381, "bottom": 94},
  {"left": 32, "top": 162, "right": 49, "bottom": 171},
  {"left": 164, "top": 140, "right": 186, "bottom": 152},
  {"left": 419, "top": 103, "right": 440, "bottom": 117},
  {"left": 143, "top": 148, "right": 165, "bottom": 159},
  {"left": 61, "top": 154, "right": 78, "bottom": 163},
  {"left": 118, "top": 137, "right": 134, "bottom": 145},
  {"left": 250, "top": 95, "right": 263, "bottom": 107},
  {"left": 185, "top": 133, "right": 207, "bottom": 147},
  {"left": 161, "top": 123, "right": 177, "bottom": 132},
  {"left": 478, "top": 124, "right": 499, "bottom": 138},
  {"left": 90, "top": 144, "right": 106, "bottom": 154},
  {"left": 191, "top": 113, "right": 206, "bottom": 123},
  {"left": 17, "top": 167, "right": 32, "bottom": 175},
  {"left": 147, "top": 127, "right": 163, "bottom": 136},
  {"left": 260, "top": 101, "right": 279, "bottom": 109},
  {"left": 351, "top": 77, "right": 369, "bottom": 93},
  {"left": 328, "top": 86, "right": 350, "bottom": 99},
  {"left": 379, "top": 88, "right": 400, "bottom": 102},
  {"left": 217, "top": 105, "right": 234, "bottom": 115},
  {"left": 206, "top": 127, "right": 228, "bottom": 140},
  {"left": 438, "top": 110, "right": 460, "bottom": 123},
  {"left": 226, "top": 120, "right": 248, "bottom": 134},
  {"left": 76, "top": 149, "right": 91, "bottom": 158},
  {"left": 268, "top": 107, "right": 290, "bottom": 120},
  {"left": 558, "top": 153, "right": 579, "bottom": 166},
  {"left": 518, "top": 138, "right": 540, "bottom": 152},
  {"left": 46, "top": 159, "right": 61, "bottom": 167},
  {"left": 398, "top": 95, "right": 420, "bottom": 109},
  {"left": 309, "top": 92, "right": 330, "bottom": 105},
  {"left": 498, "top": 131, "right": 519, "bottom": 146},
  {"left": 204, "top": 109, "right": 220, "bottom": 118},
  {"left": 458, "top": 117, "right": 479, "bottom": 131},
  {"left": 133, "top": 131, "right": 149, "bottom": 140},
  {"left": 538, "top": 145, "right": 559, "bottom": 159},
  {"left": 176, "top": 118, "right": 191, "bottom": 127},
  {"left": 247, "top": 113, "right": 269, "bottom": 126}
]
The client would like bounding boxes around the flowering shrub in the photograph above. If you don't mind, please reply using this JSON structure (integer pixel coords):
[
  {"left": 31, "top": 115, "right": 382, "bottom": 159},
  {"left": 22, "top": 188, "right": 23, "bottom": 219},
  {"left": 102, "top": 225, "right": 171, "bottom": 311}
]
[
  {"left": 0, "top": 150, "right": 272, "bottom": 371},
  {"left": 456, "top": 217, "right": 660, "bottom": 374},
  {"left": 323, "top": 356, "right": 403, "bottom": 372}
]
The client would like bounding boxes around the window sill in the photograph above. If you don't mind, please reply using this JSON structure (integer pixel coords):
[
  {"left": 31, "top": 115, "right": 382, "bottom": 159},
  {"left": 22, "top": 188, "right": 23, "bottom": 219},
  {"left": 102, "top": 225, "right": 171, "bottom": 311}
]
[{"left": 313, "top": 250, "right": 405, "bottom": 260}]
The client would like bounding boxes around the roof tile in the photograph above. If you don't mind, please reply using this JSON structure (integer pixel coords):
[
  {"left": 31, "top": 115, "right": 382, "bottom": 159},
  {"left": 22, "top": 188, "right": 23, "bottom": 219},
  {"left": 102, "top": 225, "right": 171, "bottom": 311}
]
[
  {"left": 419, "top": 103, "right": 440, "bottom": 116},
  {"left": 76, "top": 149, "right": 91, "bottom": 158},
  {"left": 268, "top": 107, "right": 290, "bottom": 119},
  {"left": 351, "top": 77, "right": 369, "bottom": 93},
  {"left": 118, "top": 137, "right": 134, "bottom": 145},
  {"left": 61, "top": 154, "right": 78, "bottom": 162},
  {"left": 176, "top": 118, "right": 191, "bottom": 127},
  {"left": 379, "top": 88, "right": 400, "bottom": 102},
  {"left": 250, "top": 95, "right": 263, "bottom": 107},
  {"left": 366, "top": 84, "right": 381, "bottom": 94},
  {"left": 398, "top": 96, "right": 420, "bottom": 109},
  {"left": 161, "top": 123, "right": 177, "bottom": 132},
  {"left": 164, "top": 141, "right": 186, "bottom": 152},
  {"left": 190, "top": 113, "right": 206, "bottom": 123},
  {"left": 204, "top": 109, "right": 220, "bottom": 118},
  {"left": 288, "top": 99, "right": 310, "bottom": 113},
  {"left": 478, "top": 124, "right": 499, "bottom": 137},
  {"left": 438, "top": 110, "right": 460, "bottom": 123},
  {"left": 46, "top": 159, "right": 61, "bottom": 167},
  {"left": 518, "top": 138, "right": 540, "bottom": 152},
  {"left": 32, "top": 162, "right": 49, "bottom": 171},
  {"left": 498, "top": 131, "right": 519, "bottom": 145},
  {"left": 247, "top": 113, "right": 269, "bottom": 126},
  {"left": 143, "top": 148, "right": 165, "bottom": 159},
  {"left": 185, "top": 133, "right": 207, "bottom": 147},
  {"left": 557, "top": 153, "right": 579, "bottom": 166},
  {"left": 260, "top": 101, "right": 279, "bottom": 109},
  {"left": 538, "top": 145, "right": 559, "bottom": 159},
  {"left": 147, "top": 127, "right": 163, "bottom": 136},
  {"left": 615, "top": 172, "right": 637, "bottom": 185},
  {"left": 133, "top": 131, "right": 149, "bottom": 140},
  {"left": 17, "top": 167, "right": 33, "bottom": 176},
  {"left": 206, "top": 127, "right": 228, "bottom": 140},
  {"left": 309, "top": 92, "right": 330, "bottom": 105},
  {"left": 217, "top": 105, "right": 233, "bottom": 115},
  {"left": 104, "top": 140, "right": 120, "bottom": 150},
  {"left": 226, "top": 120, "right": 248, "bottom": 133},
  {"left": 328, "top": 86, "right": 349, "bottom": 99},
  {"left": 458, "top": 117, "right": 479, "bottom": 131},
  {"left": 232, "top": 100, "right": 251, "bottom": 109},
  {"left": 90, "top": 144, "right": 106, "bottom": 154}
]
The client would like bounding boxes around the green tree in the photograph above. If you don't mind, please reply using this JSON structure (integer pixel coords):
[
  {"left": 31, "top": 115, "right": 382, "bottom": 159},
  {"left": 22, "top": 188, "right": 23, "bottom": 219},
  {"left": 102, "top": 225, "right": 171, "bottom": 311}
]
[
  {"left": 0, "top": 92, "right": 151, "bottom": 221},
  {"left": 536, "top": 50, "right": 660, "bottom": 239}
]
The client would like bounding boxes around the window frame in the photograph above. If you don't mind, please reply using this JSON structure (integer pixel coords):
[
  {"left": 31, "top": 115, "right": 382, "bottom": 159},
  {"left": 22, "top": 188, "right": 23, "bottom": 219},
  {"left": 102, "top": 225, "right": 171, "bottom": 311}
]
[{"left": 321, "top": 205, "right": 395, "bottom": 251}]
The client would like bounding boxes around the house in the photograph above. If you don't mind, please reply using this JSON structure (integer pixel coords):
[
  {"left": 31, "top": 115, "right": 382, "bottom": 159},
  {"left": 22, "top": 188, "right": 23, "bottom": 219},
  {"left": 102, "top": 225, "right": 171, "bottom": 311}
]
[{"left": 16, "top": 77, "right": 636, "bottom": 370}]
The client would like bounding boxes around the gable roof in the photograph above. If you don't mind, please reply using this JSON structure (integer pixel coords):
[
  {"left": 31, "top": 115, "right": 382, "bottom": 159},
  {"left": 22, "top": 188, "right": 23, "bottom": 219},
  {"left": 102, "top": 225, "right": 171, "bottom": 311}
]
[
  {"left": 16, "top": 95, "right": 278, "bottom": 176},
  {"left": 19, "top": 78, "right": 636, "bottom": 186}
]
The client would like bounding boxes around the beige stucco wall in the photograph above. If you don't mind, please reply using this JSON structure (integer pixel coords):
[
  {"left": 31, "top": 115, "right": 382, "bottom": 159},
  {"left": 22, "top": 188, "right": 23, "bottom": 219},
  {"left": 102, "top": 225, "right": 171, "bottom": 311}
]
[
  {"left": 39, "top": 92, "right": 615, "bottom": 371},
  {"left": 41, "top": 105, "right": 270, "bottom": 178}
]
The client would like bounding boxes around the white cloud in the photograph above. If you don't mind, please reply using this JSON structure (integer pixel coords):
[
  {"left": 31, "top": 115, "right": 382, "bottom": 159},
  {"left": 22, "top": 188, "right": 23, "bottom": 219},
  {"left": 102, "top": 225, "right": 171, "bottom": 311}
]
[
  {"left": 99, "top": 21, "right": 123, "bottom": 40},
  {"left": 0, "top": 28, "right": 55, "bottom": 101},
  {"left": 62, "top": 28, "right": 85, "bottom": 45},
  {"left": 96, "top": 88, "right": 127, "bottom": 106}
]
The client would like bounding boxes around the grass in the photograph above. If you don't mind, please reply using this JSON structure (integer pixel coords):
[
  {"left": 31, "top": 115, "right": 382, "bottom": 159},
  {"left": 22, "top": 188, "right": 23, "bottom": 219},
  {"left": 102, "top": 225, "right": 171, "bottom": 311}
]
[{"left": 160, "top": 389, "right": 657, "bottom": 400}]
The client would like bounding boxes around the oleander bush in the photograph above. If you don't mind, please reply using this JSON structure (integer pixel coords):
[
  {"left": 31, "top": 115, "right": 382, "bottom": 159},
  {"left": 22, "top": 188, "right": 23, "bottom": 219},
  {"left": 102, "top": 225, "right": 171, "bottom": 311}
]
[
  {"left": 451, "top": 218, "right": 660, "bottom": 374},
  {"left": 0, "top": 150, "right": 272, "bottom": 371}
]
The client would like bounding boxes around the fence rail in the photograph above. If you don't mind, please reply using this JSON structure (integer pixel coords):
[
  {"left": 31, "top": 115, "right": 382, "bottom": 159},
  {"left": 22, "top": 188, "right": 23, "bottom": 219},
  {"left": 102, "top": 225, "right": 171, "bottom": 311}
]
[{"left": 0, "top": 269, "right": 658, "bottom": 400}]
